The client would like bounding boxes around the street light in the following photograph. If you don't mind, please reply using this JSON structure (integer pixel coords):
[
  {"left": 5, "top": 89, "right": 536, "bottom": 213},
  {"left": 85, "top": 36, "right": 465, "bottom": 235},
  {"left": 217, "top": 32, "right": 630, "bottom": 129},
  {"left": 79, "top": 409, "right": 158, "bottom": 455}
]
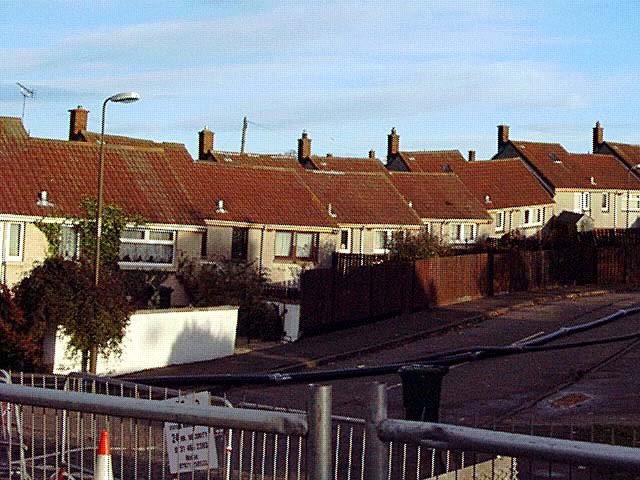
[{"left": 90, "top": 91, "right": 140, "bottom": 373}]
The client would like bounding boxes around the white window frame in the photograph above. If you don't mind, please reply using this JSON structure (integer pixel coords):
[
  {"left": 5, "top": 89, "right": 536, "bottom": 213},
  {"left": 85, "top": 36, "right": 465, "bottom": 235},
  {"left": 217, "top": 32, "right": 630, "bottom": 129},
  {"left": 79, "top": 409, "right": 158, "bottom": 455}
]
[
  {"left": 581, "top": 192, "right": 591, "bottom": 212},
  {"left": 2, "top": 222, "right": 24, "bottom": 262},
  {"left": 118, "top": 228, "right": 176, "bottom": 267},
  {"left": 494, "top": 211, "right": 505, "bottom": 232},
  {"left": 372, "top": 230, "right": 394, "bottom": 253},
  {"left": 274, "top": 231, "right": 319, "bottom": 261},
  {"left": 601, "top": 192, "right": 610, "bottom": 212},
  {"left": 59, "top": 224, "right": 80, "bottom": 260},
  {"left": 450, "top": 223, "right": 477, "bottom": 244},
  {"left": 337, "top": 228, "right": 351, "bottom": 253},
  {"left": 623, "top": 193, "right": 640, "bottom": 211},
  {"left": 521, "top": 208, "right": 543, "bottom": 227}
]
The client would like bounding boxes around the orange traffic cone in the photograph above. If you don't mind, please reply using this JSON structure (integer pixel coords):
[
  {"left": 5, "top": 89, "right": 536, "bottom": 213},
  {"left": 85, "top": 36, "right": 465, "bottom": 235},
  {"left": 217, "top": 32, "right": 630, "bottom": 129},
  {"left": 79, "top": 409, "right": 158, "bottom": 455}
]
[
  {"left": 49, "top": 464, "right": 75, "bottom": 480},
  {"left": 95, "top": 430, "right": 113, "bottom": 480}
]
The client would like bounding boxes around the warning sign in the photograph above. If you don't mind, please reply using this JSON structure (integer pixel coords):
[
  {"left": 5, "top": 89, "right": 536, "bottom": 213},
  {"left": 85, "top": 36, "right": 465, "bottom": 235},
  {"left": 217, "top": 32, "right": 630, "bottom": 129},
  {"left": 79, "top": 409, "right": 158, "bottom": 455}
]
[{"left": 163, "top": 392, "right": 219, "bottom": 473}]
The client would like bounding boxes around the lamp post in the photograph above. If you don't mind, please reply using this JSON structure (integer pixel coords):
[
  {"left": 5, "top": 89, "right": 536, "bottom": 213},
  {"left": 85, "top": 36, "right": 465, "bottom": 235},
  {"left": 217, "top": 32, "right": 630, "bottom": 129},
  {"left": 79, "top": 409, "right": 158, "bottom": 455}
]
[{"left": 90, "top": 91, "right": 140, "bottom": 373}]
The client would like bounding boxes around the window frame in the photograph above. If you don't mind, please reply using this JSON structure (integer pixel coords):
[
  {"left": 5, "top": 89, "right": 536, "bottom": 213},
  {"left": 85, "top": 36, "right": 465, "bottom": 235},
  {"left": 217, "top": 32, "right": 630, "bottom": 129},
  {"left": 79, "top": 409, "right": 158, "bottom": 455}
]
[
  {"left": 2, "top": 222, "right": 24, "bottom": 262},
  {"left": 372, "top": 229, "right": 394, "bottom": 254},
  {"left": 581, "top": 192, "right": 591, "bottom": 212},
  {"left": 337, "top": 228, "right": 351, "bottom": 253},
  {"left": 274, "top": 231, "right": 319, "bottom": 262},
  {"left": 601, "top": 192, "right": 610, "bottom": 213},
  {"left": 450, "top": 223, "right": 477, "bottom": 244},
  {"left": 494, "top": 211, "right": 505, "bottom": 232},
  {"left": 59, "top": 224, "right": 80, "bottom": 260},
  {"left": 118, "top": 228, "right": 176, "bottom": 267},
  {"left": 521, "top": 208, "right": 543, "bottom": 227},
  {"left": 623, "top": 193, "right": 640, "bottom": 211}
]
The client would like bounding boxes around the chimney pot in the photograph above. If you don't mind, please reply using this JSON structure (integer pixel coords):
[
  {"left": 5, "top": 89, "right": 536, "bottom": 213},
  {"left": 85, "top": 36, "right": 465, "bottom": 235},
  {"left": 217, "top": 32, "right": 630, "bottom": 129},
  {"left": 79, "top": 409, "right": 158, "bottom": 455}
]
[
  {"left": 368, "top": 150, "right": 376, "bottom": 159},
  {"left": 387, "top": 127, "right": 400, "bottom": 159},
  {"left": 68, "top": 106, "right": 89, "bottom": 141},
  {"left": 298, "top": 130, "right": 312, "bottom": 163},
  {"left": 198, "top": 127, "right": 214, "bottom": 160},
  {"left": 593, "top": 121, "right": 604, "bottom": 153},
  {"left": 498, "top": 125, "right": 510, "bottom": 152},
  {"left": 468, "top": 150, "right": 476, "bottom": 162}
]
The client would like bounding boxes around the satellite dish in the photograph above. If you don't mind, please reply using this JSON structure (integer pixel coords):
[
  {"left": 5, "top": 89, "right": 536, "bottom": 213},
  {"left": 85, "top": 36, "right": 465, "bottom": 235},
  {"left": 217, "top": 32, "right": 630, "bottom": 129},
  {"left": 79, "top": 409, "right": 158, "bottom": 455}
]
[{"left": 16, "top": 82, "right": 34, "bottom": 121}]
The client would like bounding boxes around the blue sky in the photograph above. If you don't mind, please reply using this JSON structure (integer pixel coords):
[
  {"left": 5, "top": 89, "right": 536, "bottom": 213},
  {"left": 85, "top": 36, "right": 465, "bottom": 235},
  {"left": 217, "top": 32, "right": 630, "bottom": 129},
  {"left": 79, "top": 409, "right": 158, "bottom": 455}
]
[{"left": 2, "top": 1, "right": 639, "bottom": 160}]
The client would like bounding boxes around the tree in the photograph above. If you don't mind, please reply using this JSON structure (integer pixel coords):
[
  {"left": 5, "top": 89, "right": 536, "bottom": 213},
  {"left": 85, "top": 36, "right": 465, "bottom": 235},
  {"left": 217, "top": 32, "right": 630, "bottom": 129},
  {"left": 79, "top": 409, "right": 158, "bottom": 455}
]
[
  {"left": 387, "top": 230, "right": 450, "bottom": 262},
  {"left": 12, "top": 258, "right": 133, "bottom": 366},
  {"left": 0, "top": 285, "right": 40, "bottom": 370}
]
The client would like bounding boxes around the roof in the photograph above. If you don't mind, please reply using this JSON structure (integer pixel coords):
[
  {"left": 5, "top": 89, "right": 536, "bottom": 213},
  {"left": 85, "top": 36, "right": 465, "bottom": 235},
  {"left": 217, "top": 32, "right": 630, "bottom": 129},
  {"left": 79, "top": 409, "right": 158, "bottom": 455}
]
[
  {"left": 78, "top": 130, "right": 177, "bottom": 148},
  {"left": 604, "top": 142, "right": 640, "bottom": 170},
  {"left": 0, "top": 117, "right": 28, "bottom": 139},
  {"left": 509, "top": 141, "right": 640, "bottom": 190},
  {"left": 306, "top": 155, "right": 388, "bottom": 173},
  {"left": 204, "top": 150, "right": 303, "bottom": 169},
  {"left": 187, "top": 165, "right": 336, "bottom": 227},
  {"left": 455, "top": 158, "right": 554, "bottom": 209},
  {"left": 1, "top": 136, "right": 199, "bottom": 225},
  {"left": 396, "top": 150, "right": 466, "bottom": 173},
  {"left": 388, "top": 172, "right": 490, "bottom": 221},
  {"left": 300, "top": 170, "right": 422, "bottom": 226}
]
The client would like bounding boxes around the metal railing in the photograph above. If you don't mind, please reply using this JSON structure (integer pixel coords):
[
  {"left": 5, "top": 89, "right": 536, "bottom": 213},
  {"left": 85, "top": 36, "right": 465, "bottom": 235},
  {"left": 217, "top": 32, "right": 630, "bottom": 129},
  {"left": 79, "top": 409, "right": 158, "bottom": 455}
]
[{"left": 3, "top": 374, "right": 640, "bottom": 479}]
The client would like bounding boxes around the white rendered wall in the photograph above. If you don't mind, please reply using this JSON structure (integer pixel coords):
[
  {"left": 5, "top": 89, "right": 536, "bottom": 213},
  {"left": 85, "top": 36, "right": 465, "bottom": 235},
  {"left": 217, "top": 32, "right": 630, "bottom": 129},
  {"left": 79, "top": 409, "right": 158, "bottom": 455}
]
[
  {"left": 270, "top": 302, "right": 301, "bottom": 341},
  {"left": 51, "top": 306, "right": 238, "bottom": 375}
]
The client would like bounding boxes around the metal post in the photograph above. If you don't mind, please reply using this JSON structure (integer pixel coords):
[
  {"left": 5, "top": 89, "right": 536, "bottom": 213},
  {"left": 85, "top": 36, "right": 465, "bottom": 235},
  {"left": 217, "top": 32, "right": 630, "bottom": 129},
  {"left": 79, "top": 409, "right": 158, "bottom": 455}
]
[
  {"left": 306, "top": 384, "right": 332, "bottom": 480},
  {"left": 365, "top": 382, "right": 388, "bottom": 480}
]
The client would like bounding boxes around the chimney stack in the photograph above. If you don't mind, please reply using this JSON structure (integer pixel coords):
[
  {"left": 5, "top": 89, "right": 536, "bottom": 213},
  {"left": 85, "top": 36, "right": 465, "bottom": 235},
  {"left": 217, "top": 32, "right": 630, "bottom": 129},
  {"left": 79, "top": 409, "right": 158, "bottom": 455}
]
[
  {"left": 593, "top": 121, "right": 604, "bottom": 153},
  {"left": 468, "top": 150, "right": 476, "bottom": 162},
  {"left": 498, "top": 125, "right": 509, "bottom": 152},
  {"left": 387, "top": 127, "right": 399, "bottom": 158},
  {"left": 298, "top": 130, "right": 311, "bottom": 163},
  {"left": 368, "top": 150, "right": 376, "bottom": 159},
  {"left": 68, "top": 106, "right": 89, "bottom": 141},
  {"left": 198, "top": 126, "right": 214, "bottom": 160}
]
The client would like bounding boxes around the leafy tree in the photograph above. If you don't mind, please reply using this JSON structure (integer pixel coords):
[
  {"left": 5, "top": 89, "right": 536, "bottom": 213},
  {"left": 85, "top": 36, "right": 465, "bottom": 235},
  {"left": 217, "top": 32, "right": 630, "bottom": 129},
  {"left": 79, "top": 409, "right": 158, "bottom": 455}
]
[
  {"left": 388, "top": 230, "right": 450, "bottom": 262},
  {"left": 12, "top": 258, "right": 133, "bottom": 364},
  {"left": 0, "top": 285, "right": 40, "bottom": 370},
  {"left": 180, "top": 259, "right": 282, "bottom": 341}
]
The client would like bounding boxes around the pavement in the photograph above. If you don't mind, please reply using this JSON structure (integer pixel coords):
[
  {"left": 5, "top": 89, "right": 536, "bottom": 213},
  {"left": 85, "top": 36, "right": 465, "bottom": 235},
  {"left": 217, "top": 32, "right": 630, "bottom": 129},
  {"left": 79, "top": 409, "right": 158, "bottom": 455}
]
[{"left": 129, "top": 285, "right": 614, "bottom": 379}]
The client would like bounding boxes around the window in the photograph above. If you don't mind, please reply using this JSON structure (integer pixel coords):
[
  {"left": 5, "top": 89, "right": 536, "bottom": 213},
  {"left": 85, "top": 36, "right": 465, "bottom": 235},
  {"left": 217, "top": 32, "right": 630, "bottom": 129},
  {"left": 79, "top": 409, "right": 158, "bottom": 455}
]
[
  {"left": 119, "top": 228, "right": 175, "bottom": 265},
  {"left": 231, "top": 228, "right": 248, "bottom": 261},
  {"left": 450, "top": 223, "right": 477, "bottom": 243},
  {"left": 337, "top": 229, "right": 351, "bottom": 253},
  {"left": 495, "top": 212, "right": 504, "bottom": 232},
  {"left": 521, "top": 208, "right": 543, "bottom": 227},
  {"left": 581, "top": 192, "right": 591, "bottom": 212},
  {"left": 2, "top": 222, "right": 24, "bottom": 261},
  {"left": 602, "top": 192, "right": 610, "bottom": 212},
  {"left": 59, "top": 225, "right": 79, "bottom": 260},
  {"left": 274, "top": 231, "right": 319, "bottom": 261},
  {"left": 373, "top": 230, "right": 393, "bottom": 253},
  {"left": 624, "top": 193, "right": 640, "bottom": 211}
]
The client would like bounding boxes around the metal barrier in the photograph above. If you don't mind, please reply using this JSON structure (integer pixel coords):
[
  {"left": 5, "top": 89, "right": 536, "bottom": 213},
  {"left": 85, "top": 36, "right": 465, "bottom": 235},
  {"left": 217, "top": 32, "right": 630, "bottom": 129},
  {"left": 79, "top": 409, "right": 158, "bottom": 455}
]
[{"left": 3, "top": 375, "right": 640, "bottom": 479}]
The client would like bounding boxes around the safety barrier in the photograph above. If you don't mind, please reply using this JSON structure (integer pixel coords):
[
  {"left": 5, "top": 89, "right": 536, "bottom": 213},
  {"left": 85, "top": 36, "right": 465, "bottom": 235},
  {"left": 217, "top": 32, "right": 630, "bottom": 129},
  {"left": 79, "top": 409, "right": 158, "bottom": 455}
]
[{"left": 3, "top": 373, "right": 640, "bottom": 479}]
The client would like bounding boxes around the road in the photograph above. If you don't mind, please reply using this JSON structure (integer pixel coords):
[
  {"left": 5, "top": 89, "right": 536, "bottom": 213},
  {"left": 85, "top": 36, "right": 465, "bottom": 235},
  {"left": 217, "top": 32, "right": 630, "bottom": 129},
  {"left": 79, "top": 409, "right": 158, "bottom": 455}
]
[{"left": 220, "top": 292, "right": 640, "bottom": 427}]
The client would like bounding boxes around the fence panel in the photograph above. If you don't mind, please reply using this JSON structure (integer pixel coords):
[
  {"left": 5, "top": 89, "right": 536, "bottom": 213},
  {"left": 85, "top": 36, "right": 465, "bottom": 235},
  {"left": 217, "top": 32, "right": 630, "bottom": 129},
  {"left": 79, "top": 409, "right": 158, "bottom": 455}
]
[
  {"left": 300, "top": 268, "right": 335, "bottom": 334},
  {"left": 334, "top": 267, "right": 371, "bottom": 327},
  {"left": 597, "top": 246, "right": 625, "bottom": 284},
  {"left": 369, "top": 263, "right": 412, "bottom": 317}
]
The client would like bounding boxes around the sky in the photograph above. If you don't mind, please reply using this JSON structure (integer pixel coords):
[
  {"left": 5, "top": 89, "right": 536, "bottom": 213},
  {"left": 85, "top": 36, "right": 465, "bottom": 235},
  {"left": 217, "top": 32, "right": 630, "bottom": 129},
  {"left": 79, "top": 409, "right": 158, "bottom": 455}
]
[{"left": 2, "top": 0, "right": 640, "bottom": 160}]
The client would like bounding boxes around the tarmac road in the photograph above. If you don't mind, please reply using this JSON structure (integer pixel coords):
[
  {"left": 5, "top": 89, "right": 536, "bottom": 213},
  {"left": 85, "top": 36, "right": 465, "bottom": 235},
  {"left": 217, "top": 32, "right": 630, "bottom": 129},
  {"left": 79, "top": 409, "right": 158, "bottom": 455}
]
[{"left": 218, "top": 292, "right": 640, "bottom": 426}]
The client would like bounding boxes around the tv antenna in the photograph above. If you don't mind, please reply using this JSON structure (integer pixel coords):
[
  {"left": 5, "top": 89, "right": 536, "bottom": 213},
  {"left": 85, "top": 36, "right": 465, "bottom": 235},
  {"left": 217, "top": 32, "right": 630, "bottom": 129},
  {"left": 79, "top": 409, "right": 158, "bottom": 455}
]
[{"left": 16, "top": 82, "right": 34, "bottom": 121}]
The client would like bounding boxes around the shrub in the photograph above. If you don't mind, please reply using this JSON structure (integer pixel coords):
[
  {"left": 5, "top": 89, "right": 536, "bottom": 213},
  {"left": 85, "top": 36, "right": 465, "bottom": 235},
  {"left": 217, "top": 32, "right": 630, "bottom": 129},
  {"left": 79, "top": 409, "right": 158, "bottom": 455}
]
[
  {"left": 0, "top": 285, "right": 40, "bottom": 370},
  {"left": 180, "top": 259, "right": 282, "bottom": 341},
  {"left": 388, "top": 230, "right": 450, "bottom": 262}
]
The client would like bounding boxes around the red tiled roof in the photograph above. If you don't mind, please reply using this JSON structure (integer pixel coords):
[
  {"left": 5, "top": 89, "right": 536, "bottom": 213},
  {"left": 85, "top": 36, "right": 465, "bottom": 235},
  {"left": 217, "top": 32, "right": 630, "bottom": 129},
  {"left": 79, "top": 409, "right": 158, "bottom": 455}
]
[
  {"left": 510, "top": 141, "right": 640, "bottom": 190},
  {"left": 455, "top": 158, "right": 554, "bottom": 209},
  {"left": 388, "top": 172, "right": 490, "bottom": 220},
  {"left": 397, "top": 150, "right": 466, "bottom": 173},
  {"left": 307, "top": 155, "right": 388, "bottom": 173},
  {"left": 300, "top": 170, "right": 422, "bottom": 226},
  {"left": 1, "top": 136, "right": 198, "bottom": 224},
  {"left": 605, "top": 142, "right": 640, "bottom": 170},
  {"left": 205, "top": 151, "right": 303, "bottom": 169},
  {"left": 79, "top": 130, "right": 173, "bottom": 148},
  {"left": 187, "top": 165, "right": 336, "bottom": 227},
  {"left": 0, "top": 117, "right": 28, "bottom": 139}
]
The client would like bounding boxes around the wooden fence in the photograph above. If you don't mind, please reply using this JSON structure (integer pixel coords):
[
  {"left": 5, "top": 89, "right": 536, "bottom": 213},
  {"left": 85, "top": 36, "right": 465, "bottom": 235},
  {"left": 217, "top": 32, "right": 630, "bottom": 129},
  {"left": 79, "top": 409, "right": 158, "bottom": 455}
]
[{"left": 300, "top": 244, "right": 638, "bottom": 335}]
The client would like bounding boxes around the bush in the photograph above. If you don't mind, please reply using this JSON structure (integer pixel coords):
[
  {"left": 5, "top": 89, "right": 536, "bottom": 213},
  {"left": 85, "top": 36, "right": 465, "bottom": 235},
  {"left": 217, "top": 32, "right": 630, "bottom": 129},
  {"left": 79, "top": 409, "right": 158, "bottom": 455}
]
[
  {"left": 388, "top": 230, "right": 450, "bottom": 262},
  {"left": 0, "top": 285, "right": 40, "bottom": 370},
  {"left": 180, "top": 259, "right": 282, "bottom": 342},
  {"left": 12, "top": 258, "right": 133, "bottom": 363}
]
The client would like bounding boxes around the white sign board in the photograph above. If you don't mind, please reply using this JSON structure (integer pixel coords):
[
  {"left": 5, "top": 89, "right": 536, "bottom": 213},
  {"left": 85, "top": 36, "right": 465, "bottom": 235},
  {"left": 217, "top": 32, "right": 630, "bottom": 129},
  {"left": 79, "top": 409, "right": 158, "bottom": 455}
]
[{"left": 163, "top": 392, "right": 219, "bottom": 472}]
